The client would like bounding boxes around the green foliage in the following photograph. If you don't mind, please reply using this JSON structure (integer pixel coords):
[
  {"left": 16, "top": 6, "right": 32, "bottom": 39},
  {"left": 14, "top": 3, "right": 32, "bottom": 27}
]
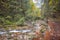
[
  {"left": 0, "top": 0, "right": 30, "bottom": 25},
  {"left": 16, "top": 17, "right": 25, "bottom": 26},
  {"left": 0, "top": 0, "right": 41, "bottom": 26},
  {"left": 42, "top": 0, "right": 60, "bottom": 19}
]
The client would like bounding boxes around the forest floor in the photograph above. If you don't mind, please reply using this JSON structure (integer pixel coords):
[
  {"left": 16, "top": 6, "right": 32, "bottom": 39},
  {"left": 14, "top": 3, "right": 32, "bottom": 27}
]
[{"left": 0, "top": 20, "right": 48, "bottom": 40}]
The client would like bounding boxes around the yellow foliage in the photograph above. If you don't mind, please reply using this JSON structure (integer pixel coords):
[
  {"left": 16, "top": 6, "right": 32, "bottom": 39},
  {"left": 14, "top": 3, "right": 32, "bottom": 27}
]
[
  {"left": 37, "top": 11, "right": 41, "bottom": 17},
  {"left": 29, "top": 0, "right": 41, "bottom": 17},
  {"left": 49, "top": 0, "right": 53, "bottom": 6},
  {"left": 29, "top": 0, "right": 36, "bottom": 11}
]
